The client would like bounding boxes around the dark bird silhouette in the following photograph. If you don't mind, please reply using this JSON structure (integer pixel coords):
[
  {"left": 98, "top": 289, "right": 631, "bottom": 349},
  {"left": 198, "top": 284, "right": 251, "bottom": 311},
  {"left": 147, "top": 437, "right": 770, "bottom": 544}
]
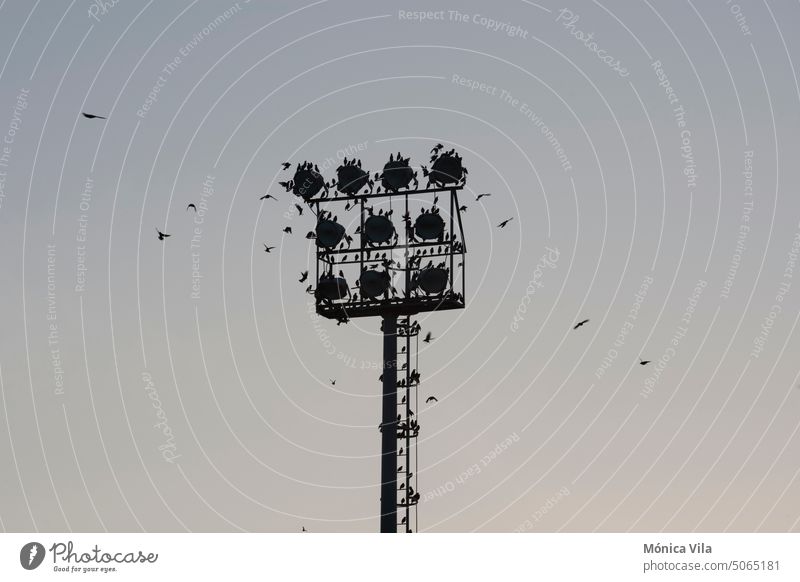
[
  {"left": 281, "top": 162, "right": 291, "bottom": 170},
  {"left": 459, "top": 205, "right": 467, "bottom": 212},
  {"left": 426, "top": 396, "right": 438, "bottom": 403},
  {"left": 301, "top": 526, "right": 308, "bottom": 532},
  {"left": 264, "top": 244, "right": 275, "bottom": 253},
  {"left": 330, "top": 379, "right": 336, "bottom": 385},
  {"left": 186, "top": 203, "right": 197, "bottom": 212},
  {"left": 299, "top": 271, "right": 308, "bottom": 283},
  {"left": 573, "top": 319, "right": 590, "bottom": 330},
  {"left": 497, "top": 218, "right": 514, "bottom": 228},
  {"left": 305, "top": 284, "right": 313, "bottom": 294},
  {"left": 81, "top": 112, "right": 106, "bottom": 119},
  {"left": 476, "top": 193, "right": 491, "bottom": 201},
  {"left": 283, "top": 226, "right": 292, "bottom": 234},
  {"left": 639, "top": 359, "right": 652, "bottom": 366},
  {"left": 260, "top": 193, "right": 276, "bottom": 200},
  {"left": 294, "top": 203, "right": 304, "bottom": 216},
  {"left": 155, "top": 228, "right": 170, "bottom": 241},
  {"left": 423, "top": 332, "right": 433, "bottom": 343}
]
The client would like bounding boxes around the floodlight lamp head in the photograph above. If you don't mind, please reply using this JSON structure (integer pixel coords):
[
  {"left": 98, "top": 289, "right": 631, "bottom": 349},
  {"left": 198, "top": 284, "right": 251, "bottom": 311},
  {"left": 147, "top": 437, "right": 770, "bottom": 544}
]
[
  {"left": 316, "top": 218, "right": 346, "bottom": 248},
  {"left": 291, "top": 162, "right": 325, "bottom": 200},
  {"left": 380, "top": 154, "right": 414, "bottom": 192},
  {"left": 364, "top": 215, "right": 395, "bottom": 244},
  {"left": 417, "top": 266, "right": 449, "bottom": 294},
  {"left": 414, "top": 212, "right": 445, "bottom": 241},
  {"left": 359, "top": 269, "right": 391, "bottom": 298},
  {"left": 429, "top": 151, "right": 464, "bottom": 186},
  {"left": 315, "top": 273, "right": 349, "bottom": 301},
  {"left": 336, "top": 158, "right": 369, "bottom": 195}
]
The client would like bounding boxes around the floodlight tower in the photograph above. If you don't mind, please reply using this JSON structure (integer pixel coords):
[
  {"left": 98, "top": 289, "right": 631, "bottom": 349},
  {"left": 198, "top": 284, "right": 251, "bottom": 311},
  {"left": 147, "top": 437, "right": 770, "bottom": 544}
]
[{"left": 286, "top": 148, "right": 468, "bottom": 532}]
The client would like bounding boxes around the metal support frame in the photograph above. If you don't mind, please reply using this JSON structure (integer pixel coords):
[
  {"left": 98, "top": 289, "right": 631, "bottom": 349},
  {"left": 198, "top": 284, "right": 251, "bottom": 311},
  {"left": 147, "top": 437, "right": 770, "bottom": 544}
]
[{"left": 309, "top": 177, "right": 468, "bottom": 533}]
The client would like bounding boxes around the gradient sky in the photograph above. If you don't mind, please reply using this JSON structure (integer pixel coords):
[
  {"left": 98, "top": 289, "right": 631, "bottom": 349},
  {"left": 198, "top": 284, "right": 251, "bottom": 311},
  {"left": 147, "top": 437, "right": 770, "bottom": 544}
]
[{"left": 0, "top": 0, "right": 799, "bottom": 533}]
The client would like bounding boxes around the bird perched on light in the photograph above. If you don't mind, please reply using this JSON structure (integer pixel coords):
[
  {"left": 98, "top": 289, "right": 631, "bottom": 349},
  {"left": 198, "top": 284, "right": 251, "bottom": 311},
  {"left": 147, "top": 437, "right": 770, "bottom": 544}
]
[
  {"left": 155, "top": 228, "right": 170, "bottom": 241},
  {"left": 573, "top": 319, "right": 589, "bottom": 330}
]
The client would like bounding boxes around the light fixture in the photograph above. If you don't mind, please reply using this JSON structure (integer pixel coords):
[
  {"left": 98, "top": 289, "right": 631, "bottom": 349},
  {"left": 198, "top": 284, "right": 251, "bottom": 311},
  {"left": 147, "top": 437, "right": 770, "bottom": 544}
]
[
  {"left": 315, "top": 273, "right": 349, "bottom": 301},
  {"left": 359, "top": 269, "right": 391, "bottom": 298},
  {"left": 336, "top": 158, "right": 369, "bottom": 195},
  {"left": 316, "top": 218, "right": 345, "bottom": 248},
  {"left": 365, "top": 214, "right": 395, "bottom": 244},
  {"left": 417, "top": 266, "right": 449, "bottom": 294},
  {"left": 380, "top": 153, "right": 414, "bottom": 192},
  {"left": 291, "top": 162, "right": 325, "bottom": 199},
  {"left": 429, "top": 150, "right": 463, "bottom": 186},
  {"left": 295, "top": 146, "right": 470, "bottom": 534},
  {"left": 414, "top": 211, "right": 445, "bottom": 241}
]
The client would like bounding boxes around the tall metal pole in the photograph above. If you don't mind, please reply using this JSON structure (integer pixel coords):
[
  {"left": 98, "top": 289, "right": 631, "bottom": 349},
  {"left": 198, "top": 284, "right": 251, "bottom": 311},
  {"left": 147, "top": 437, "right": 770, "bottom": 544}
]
[{"left": 380, "top": 314, "right": 398, "bottom": 532}]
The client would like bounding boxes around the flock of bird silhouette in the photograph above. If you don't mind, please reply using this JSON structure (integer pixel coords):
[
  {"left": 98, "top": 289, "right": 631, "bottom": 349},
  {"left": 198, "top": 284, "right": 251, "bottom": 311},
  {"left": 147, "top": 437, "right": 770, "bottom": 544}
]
[{"left": 81, "top": 112, "right": 654, "bottom": 530}]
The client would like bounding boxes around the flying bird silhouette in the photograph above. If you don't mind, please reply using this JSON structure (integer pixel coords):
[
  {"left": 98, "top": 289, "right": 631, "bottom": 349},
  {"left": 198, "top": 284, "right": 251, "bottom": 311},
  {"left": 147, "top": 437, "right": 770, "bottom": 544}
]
[
  {"left": 476, "top": 193, "right": 491, "bottom": 201},
  {"left": 155, "top": 228, "right": 170, "bottom": 241},
  {"left": 497, "top": 218, "right": 514, "bottom": 228},
  {"left": 330, "top": 379, "right": 336, "bottom": 385},
  {"left": 425, "top": 396, "right": 438, "bottom": 403},
  {"left": 573, "top": 319, "right": 590, "bottom": 330},
  {"left": 281, "top": 162, "right": 291, "bottom": 170},
  {"left": 423, "top": 332, "right": 433, "bottom": 343},
  {"left": 294, "top": 203, "right": 304, "bottom": 216},
  {"left": 263, "top": 244, "right": 275, "bottom": 253},
  {"left": 186, "top": 203, "right": 197, "bottom": 212},
  {"left": 639, "top": 359, "right": 651, "bottom": 366},
  {"left": 81, "top": 112, "right": 106, "bottom": 119},
  {"left": 260, "top": 194, "right": 276, "bottom": 201},
  {"left": 283, "top": 226, "right": 292, "bottom": 234},
  {"left": 299, "top": 271, "right": 308, "bottom": 283}
]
